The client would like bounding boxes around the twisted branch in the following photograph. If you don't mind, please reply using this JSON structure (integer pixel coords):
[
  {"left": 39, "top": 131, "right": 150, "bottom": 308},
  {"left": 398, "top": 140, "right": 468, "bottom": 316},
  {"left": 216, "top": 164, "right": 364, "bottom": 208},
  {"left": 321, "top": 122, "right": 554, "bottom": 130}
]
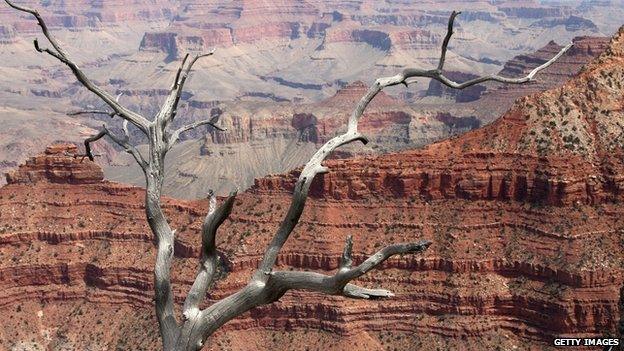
[{"left": 84, "top": 125, "right": 147, "bottom": 169}]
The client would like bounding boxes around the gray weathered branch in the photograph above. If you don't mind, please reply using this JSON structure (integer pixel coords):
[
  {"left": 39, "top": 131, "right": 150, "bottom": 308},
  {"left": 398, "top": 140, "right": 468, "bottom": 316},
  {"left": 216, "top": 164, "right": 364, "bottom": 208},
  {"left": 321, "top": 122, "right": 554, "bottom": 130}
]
[
  {"left": 68, "top": 110, "right": 117, "bottom": 117},
  {"left": 158, "top": 50, "right": 216, "bottom": 130},
  {"left": 178, "top": 238, "right": 430, "bottom": 349},
  {"left": 183, "top": 190, "right": 237, "bottom": 317},
  {"left": 84, "top": 125, "right": 147, "bottom": 169},
  {"left": 339, "top": 235, "right": 354, "bottom": 269},
  {"left": 387, "top": 10, "right": 573, "bottom": 91},
  {"left": 271, "top": 239, "right": 431, "bottom": 299},
  {"left": 167, "top": 116, "right": 226, "bottom": 149}
]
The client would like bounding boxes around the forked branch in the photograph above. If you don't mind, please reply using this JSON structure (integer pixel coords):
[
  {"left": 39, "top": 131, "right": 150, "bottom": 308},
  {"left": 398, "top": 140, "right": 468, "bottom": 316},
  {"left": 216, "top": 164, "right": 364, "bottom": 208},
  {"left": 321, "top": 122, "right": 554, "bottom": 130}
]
[
  {"left": 84, "top": 125, "right": 147, "bottom": 169},
  {"left": 159, "top": 50, "right": 216, "bottom": 127},
  {"left": 271, "top": 239, "right": 431, "bottom": 299},
  {"left": 167, "top": 116, "right": 226, "bottom": 149},
  {"left": 183, "top": 190, "right": 237, "bottom": 316}
]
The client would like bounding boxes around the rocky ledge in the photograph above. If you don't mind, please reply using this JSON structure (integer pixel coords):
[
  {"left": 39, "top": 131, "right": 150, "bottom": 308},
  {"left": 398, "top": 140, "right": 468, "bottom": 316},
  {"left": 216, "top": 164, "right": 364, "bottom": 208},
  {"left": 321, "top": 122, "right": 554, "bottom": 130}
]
[{"left": 5, "top": 143, "right": 103, "bottom": 185}]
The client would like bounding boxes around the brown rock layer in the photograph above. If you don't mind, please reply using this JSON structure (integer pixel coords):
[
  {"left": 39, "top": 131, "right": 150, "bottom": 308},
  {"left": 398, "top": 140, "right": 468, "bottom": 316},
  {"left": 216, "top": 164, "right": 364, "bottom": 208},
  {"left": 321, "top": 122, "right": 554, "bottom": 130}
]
[{"left": 5, "top": 144, "right": 103, "bottom": 185}]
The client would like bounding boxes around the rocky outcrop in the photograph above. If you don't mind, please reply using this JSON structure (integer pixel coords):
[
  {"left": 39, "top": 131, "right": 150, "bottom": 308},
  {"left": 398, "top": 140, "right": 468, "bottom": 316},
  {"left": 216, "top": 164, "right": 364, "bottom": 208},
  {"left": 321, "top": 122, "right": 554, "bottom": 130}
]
[
  {"left": 531, "top": 15, "right": 599, "bottom": 32},
  {"left": 5, "top": 144, "right": 103, "bottom": 185}
]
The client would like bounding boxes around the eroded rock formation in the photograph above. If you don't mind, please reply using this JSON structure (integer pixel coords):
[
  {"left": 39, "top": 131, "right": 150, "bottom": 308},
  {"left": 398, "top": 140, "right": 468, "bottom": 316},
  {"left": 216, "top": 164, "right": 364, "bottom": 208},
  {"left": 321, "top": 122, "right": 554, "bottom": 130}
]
[{"left": 5, "top": 144, "right": 103, "bottom": 185}]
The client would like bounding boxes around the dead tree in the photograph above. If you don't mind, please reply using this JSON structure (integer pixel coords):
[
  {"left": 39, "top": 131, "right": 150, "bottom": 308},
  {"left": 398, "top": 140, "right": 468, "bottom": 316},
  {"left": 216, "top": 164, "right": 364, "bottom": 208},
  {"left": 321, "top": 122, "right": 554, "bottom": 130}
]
[{"left": 5, "top": 2, "right": 572, "bottom": 350}]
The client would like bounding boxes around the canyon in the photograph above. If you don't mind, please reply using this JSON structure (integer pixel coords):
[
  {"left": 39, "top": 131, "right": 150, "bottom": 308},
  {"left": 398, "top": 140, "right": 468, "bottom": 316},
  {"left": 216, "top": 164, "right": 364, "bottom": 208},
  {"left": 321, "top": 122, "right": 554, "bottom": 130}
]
[
  {"left": 1, "top": 0, "right": 623, "bottom": 197},
  {"left": 104, "top": 34, "right": 614, "bottom": 198},
  {"left": 0, "top": 21, "right": 623, "bottom": 351}
]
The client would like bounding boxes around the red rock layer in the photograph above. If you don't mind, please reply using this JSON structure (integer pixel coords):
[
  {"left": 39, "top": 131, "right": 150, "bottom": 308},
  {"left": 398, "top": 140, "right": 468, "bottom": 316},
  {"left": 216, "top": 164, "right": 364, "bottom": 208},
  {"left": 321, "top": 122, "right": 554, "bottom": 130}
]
[
  {"left": 0, "top": 162, "right": 622, "bottom": 350},
  {"left": 5, "top": 144, "right": 103, "bottom": 185}
]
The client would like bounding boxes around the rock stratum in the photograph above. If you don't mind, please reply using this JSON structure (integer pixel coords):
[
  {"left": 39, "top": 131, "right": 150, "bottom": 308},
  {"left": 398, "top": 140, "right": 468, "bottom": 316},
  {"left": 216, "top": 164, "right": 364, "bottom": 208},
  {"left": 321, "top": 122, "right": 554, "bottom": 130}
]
[
  {"left": 1, "top": 25, "right": 624, "bottom": 351},
  {"left": 6, "top": 144, "right": 103, "bottom": 185}
]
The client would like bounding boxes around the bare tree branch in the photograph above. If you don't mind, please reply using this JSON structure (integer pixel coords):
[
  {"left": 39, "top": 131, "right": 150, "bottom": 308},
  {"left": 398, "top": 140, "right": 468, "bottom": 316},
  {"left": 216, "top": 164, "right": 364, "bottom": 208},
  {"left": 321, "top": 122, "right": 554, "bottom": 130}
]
[
  {"left": 183, "top": 190, "right": 237, "bottom": 317},
  {"left": 173, "top": 53, "right": 191, "bottom": 90},
  {"left": 122, "top": 120, "right": 130, "bottom": 139},
  {"left": 184, "top": 239, "right": 431, "bottom": 347},
  {"left": 272, "top": 239, "right": 431, "bottom": 298},
  {"left": 67, "top": 110, "right": 117, "bottom": 117},
  {"left": 437, "top": 10, "right": 461, "bottom": 71},
  {"left": 4, "top": 0, "right": 150, "bottom": 133},
  {"left": 339, "top": 235, "right": 354, "bottom": 270},
  {"left": 68, "top": 93, "right": 124, "bottom": 118},
  {"left": 158, "top": 50, "right": 216, "bottom": 129},
  {"left": 84, "top": 125, "right": 147, "bottom": 169},
  {"left": 167, "top": 117, "right": 226, "bottom": 149}
]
